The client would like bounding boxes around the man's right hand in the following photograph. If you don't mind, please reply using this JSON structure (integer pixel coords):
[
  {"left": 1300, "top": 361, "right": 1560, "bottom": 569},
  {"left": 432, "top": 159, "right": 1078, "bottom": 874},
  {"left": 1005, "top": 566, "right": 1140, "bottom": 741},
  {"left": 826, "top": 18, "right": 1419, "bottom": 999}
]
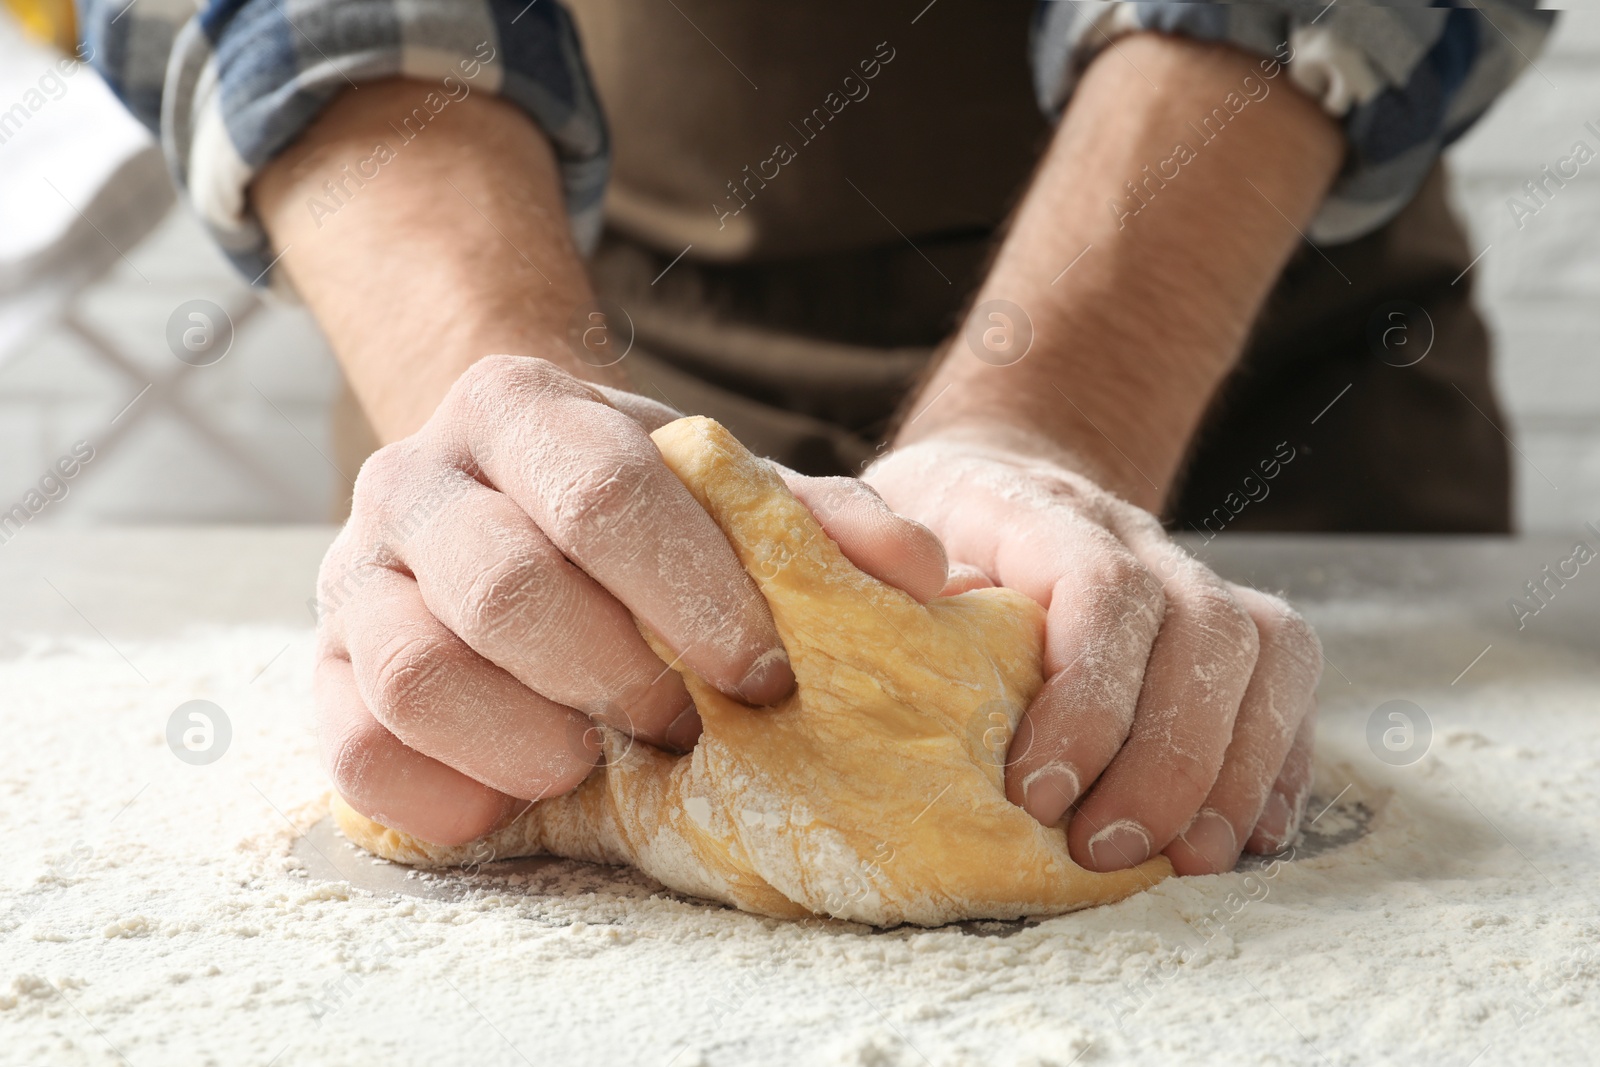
[
  {"left": 250, "top": 82, "right": 950, "bottom": 845},
  {"left": 315, "top": 354, "right": 951, "bottom": 846},
  {"left": 312, "top": 352, "right": 789, "bottom": 845}
]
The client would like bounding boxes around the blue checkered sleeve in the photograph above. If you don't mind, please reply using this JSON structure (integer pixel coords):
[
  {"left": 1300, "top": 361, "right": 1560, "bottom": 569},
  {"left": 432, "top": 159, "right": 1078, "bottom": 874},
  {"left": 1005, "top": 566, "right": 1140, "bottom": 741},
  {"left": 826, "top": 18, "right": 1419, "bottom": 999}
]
[
  {"left": 1032, "top": 1, "right": 1557, "bottom": 243},
  {"left": 75, "top": 0, "right": 608, "bottom": 284}
]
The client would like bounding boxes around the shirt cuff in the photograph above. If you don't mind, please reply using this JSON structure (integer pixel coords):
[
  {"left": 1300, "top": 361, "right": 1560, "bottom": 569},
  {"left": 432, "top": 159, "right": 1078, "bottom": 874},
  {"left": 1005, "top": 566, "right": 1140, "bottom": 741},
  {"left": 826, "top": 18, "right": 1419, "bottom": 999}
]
[
  {"left": 1030, "top": 0, "right": 1557, "bottom": 244},
  {"left": 79, "top": 0, "right": 608, "bottom": 287}
]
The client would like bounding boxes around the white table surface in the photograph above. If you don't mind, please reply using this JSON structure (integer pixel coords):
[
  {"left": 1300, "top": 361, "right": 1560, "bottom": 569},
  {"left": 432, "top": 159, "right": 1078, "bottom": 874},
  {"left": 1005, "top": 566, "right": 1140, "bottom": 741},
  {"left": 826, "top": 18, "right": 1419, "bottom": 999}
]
[{"left": 3, "top": 529, "right": 1597, "bottom": 1066}]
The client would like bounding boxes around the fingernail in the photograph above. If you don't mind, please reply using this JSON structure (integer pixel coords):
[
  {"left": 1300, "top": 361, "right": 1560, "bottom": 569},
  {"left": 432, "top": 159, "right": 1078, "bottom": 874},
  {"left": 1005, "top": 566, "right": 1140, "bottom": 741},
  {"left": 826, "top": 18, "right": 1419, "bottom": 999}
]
[
  {"left": 736, "top": 647, "right": 794, "bottom": 706},
  {"left": 664, "top": 703, "right": 703, "bottom": 752},
  {"left": 1021, "top": 763, "right": 1080, "bottom": 825},
  {"left": 1087, "top": 819, "right": 1151, "bottom": 871},
  {"left": 1180, "top": 808, "right": 1239, "bottom": 870},
  {"left": 1254, "top": 792, "right": 1293, "bottom": 850}
]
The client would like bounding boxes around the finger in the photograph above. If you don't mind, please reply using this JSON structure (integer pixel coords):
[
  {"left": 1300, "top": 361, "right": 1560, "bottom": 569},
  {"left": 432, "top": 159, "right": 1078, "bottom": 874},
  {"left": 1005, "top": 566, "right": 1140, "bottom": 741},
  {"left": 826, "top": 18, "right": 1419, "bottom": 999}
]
[
  {"left": 1068, "top": 549, "right": 1260, "bottom": 872},
  {"left": 866, "top": 446, "right": 1122, "bottom": 606},
  {"left": 442, "top": 356, "right": 794, "bottom": 705},
  {"left": 397, "top": 473, "right": 700, "bottom": 751},
  {"left": 1000, "top": 514, "right": 1165, "bottom": 826},
  {"left": 1246, "top": 703, "right": 1317, "bottom": 854},
  {"left": 940, "top": 562, "right": 994, "bottom": 596},
  {"left": 315, "top": 651, "right": 517, "bottom": 846},
  {"left": 861, "top": 458, "right": 1163, "bottom": 825},
  {"left": 1165, "top": 588, "right": 1321, "bottom": 875},
  {"left": 341, "top": 562, "right": 601, "bottom": 801},
  {"left": 780, "top": 473, "right": 949, "bottom": 603}
]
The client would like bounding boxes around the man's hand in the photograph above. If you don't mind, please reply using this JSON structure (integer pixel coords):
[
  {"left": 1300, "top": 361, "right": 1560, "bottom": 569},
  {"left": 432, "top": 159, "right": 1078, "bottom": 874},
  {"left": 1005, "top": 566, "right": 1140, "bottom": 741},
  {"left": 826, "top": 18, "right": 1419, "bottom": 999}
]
[
  {"left": 254, "top": 79, "right": 956, "bottom": 845},
  {"left": 868, "top": 437, "right": 1320, "bottom": 876},
  {"left": 315, "top": 354, "right": 950, "bottom": 846},
  {"left": 886, "top": 33, "right": 1343, "bottom": 872}
]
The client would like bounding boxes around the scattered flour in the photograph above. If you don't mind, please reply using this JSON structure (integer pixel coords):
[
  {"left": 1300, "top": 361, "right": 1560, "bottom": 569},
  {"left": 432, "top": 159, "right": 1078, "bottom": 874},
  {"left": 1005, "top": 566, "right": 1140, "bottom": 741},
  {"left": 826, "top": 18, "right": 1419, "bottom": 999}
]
[{"left": 2, "top": 604, "right": 1598, "bottom": 1065}]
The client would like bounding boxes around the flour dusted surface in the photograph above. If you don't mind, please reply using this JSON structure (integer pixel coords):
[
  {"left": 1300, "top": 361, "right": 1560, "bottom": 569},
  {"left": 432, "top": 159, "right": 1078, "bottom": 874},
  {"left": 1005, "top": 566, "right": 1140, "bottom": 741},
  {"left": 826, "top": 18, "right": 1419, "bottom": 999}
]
[{"left": 3, "top": 604, "right": 1599, "bottom": 1065}]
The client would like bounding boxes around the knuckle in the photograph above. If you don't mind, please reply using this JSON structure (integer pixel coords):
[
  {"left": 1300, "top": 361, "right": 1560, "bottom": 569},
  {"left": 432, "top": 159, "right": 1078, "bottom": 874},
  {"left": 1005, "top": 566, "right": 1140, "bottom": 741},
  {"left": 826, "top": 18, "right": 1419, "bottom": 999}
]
[
  {"left": 1102, "top": 554, "right": 1165, "bottom": 631},
  {"left": 351, "top": 441, "right": 414, "bottom": 510},
  {"left": 325, "top": 719, "right": 387, "bottom": 798},
  {"left": 316, "top": 551, "right": 385, "bottom": 626},
  {"left": 366, "top": 631, "right": 458, "bottom": 729},
  {"left": 456, "top": 353, "right": 532, "bottom": 397},
  {"left": 1143, "top": 540, "right": 1195, "bottom": 586},
  {"left": 1040, "top": 477, "right": 1098, "bottom": 516},
  {"left": 314, "top": 628, "right": 343, "bottom": 662},
  {"left": 454, "top": 550, "right": 557, "bottom": 646},
  {"left": 1164, "top": 744, "right": 1226, "bottom": 802},
  {"left": 1185, "top": 585, "right": 1261, "bottom": 661},
  {"left": 450, "top": 355, "right": 588, "bottom": 421},
  {"left": 1115, "top": 505, "right": 1168, "bottom": 544},
  {"left": 1261, "top": 599, "right": 1324, "bottom": 682},
  {"left": 547, "top": 451, "right": 662, "bottom": 545},
  {"left": 445, "top": 355, "right": 523, "bottom": 424},
  {"left": 314, "top": 535, "right": 355, "bottom": 608}
]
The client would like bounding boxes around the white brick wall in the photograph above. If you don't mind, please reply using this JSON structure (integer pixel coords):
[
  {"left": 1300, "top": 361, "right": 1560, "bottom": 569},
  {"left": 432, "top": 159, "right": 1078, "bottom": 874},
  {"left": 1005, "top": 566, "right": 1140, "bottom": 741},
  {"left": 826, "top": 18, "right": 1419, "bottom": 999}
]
[
  {"left": 0, "top": 209, "right": 344, "bottom": 527},
  {"left": 0, "top": 9, "right": 1595, "bottom": 532},
  {"left": 1445, "top": 6, "right": 1600, "bottom": 532}
]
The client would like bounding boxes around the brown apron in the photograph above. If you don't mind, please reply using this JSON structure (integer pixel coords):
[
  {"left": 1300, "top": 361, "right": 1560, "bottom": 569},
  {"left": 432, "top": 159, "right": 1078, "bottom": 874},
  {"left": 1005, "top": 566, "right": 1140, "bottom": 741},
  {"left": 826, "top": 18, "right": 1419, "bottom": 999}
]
[
  {"left": 339, "top": 1, "right": 1511, "bottom": 533},
  {"left": 591, "top": 164, "right": 1509, "bottom": 534}
]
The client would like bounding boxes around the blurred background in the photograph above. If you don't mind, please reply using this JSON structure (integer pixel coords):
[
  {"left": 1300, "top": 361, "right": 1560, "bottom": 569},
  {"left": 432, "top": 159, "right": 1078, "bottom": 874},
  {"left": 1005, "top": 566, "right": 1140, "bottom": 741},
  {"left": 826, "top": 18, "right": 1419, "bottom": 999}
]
[{"left": 0, "top": 5, "right": 1594, "bottom": 531}]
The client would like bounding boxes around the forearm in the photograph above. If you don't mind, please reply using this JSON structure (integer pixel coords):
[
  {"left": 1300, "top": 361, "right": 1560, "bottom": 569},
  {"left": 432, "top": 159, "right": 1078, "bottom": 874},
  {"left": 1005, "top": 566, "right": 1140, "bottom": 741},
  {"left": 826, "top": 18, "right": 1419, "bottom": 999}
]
[
  {"left": 252, "top": 79, "right": 608, "bottom": 443},
  {"left": 899, "top": 33, "right": 1342, "bottom": 511}
]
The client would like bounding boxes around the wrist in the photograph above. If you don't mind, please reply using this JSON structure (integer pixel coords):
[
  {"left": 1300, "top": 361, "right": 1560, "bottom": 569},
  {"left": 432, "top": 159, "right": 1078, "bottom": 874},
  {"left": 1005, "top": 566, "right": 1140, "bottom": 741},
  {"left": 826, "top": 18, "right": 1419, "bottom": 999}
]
[
  {"left": 252, "top": 79, "right": 601, "bottom": 445},
  {"left": 894, "top": 401, "right": 1144, "bottom": 507},
  {"left": 893, "top": 312, "right": 1181, "bottom": 510},
  {"left": 892, "top": 33, "right": 1341, "bottom": 515}
]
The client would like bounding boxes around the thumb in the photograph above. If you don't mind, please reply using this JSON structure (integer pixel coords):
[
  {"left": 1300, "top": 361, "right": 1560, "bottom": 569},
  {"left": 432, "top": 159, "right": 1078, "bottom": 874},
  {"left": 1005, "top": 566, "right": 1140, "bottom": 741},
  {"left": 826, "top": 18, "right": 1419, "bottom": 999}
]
[{"left": 777, "top": 471, "right": 949, "bottom": 603}]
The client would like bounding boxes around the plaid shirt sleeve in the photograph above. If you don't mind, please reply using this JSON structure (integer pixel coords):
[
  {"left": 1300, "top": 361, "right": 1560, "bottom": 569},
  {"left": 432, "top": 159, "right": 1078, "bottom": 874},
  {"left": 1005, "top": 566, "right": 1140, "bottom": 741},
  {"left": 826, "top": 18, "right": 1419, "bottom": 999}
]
[
  {"left": 1031, "top": 1, "right": 1557, "bottom": 244},
  {"left": 75, "top": 0, "right": 607, "bottom": 285}
]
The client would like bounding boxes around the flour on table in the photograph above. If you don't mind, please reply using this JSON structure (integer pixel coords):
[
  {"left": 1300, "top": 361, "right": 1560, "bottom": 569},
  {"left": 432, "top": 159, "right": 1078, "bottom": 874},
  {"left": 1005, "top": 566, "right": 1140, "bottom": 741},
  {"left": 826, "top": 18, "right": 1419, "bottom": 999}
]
[{"left": 3, "top": 607, "right": 1598, "bottom": 1065}]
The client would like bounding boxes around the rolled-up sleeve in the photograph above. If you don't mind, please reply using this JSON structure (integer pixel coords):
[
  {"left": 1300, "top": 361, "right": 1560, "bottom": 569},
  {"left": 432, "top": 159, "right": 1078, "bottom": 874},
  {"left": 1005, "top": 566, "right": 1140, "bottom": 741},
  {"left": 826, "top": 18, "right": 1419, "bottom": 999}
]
[
  {"left": 76, "top": 0, "right": 608, "bottom": 284},
  {"left": 1031, "top": 1, "right": 1557, "bottom": 244}
]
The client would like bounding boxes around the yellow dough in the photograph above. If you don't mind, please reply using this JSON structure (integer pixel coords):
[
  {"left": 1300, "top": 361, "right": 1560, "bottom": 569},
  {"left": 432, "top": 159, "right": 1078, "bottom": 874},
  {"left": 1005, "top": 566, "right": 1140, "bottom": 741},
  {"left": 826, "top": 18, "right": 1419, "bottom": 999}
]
[{"left": 333, "top": 416, "right": 1170, "bottom": 925}]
